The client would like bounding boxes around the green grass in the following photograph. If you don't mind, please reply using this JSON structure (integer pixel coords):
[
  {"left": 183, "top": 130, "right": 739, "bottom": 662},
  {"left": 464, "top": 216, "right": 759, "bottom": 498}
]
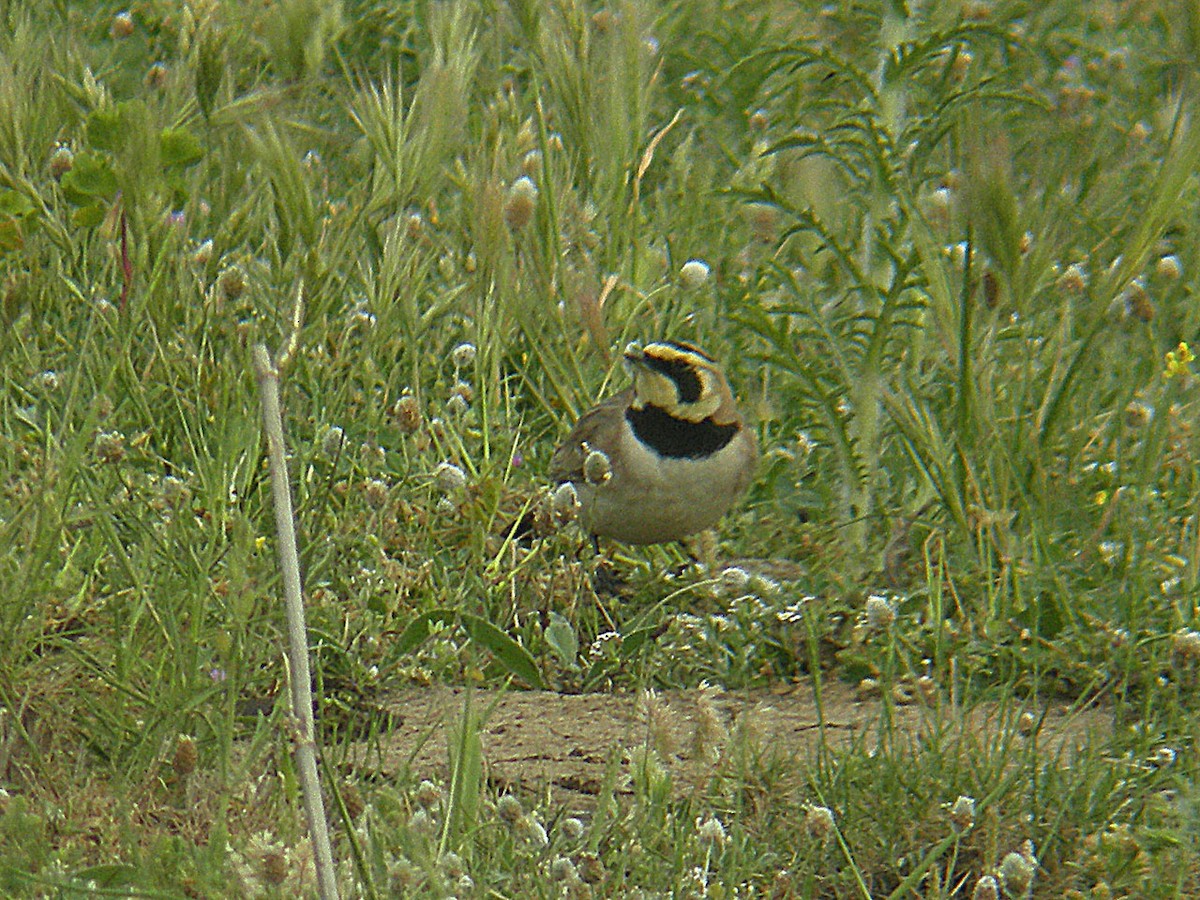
[{"left": 2, "top": 0, "right": 1200, "bottom": 896}]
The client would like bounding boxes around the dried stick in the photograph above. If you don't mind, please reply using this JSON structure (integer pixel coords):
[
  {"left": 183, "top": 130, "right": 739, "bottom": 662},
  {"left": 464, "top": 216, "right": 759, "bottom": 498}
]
[{"left": 252, "top": 339, "right": 340, "bottom": 900}]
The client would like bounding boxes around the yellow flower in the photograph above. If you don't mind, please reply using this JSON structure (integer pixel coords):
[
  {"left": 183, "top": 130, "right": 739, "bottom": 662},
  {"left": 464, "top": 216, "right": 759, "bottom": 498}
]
[
  {"left": 1094, "top": 490, "right": 1109, "bottom": 506},
  {"left": 1164, "top": 342, "right": 1195, "bottom": 379}
]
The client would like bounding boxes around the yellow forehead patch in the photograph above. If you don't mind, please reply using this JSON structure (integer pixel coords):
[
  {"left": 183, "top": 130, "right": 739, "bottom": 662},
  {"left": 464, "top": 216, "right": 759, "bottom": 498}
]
[{"left": 629, "top": 342, "right": 725, "bottom": 421}]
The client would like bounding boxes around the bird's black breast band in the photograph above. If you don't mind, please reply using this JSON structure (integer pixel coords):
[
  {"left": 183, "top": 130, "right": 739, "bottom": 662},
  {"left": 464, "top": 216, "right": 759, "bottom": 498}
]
[{"left": 626, "top": 405, "right": 738, "bottom": 459}]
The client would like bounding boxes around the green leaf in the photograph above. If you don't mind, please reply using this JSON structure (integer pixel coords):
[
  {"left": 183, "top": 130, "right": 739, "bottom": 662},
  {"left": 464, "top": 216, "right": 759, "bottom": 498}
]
[
  {"left": 544, "top": 612, "right": 579, "bottom": 668},
  {"left": 61, "top": 153, "right": 118, "bottom": 204},
  {"left": 619, "top": 625, "right": 664, "bottom": 659},
  {"left": 196, "top": 26, "right": 226, "bottom": 120},
  {"left": 0, "top": 218, "right": 23, "bottom": 253},
  {"left": 86, "top": 106, "right": 126, "bottom": 153},
  {"left": 460, "top": 613, "right": 544, "bottom": 688},
  {"left": 69, "top": 863, "right": 139, "bottom": 888},
  {"left": 393, "top": 608, "right": 458, "bottom": 656},
  {"left": 0, "top": 188, "right": 35, "bottom": 218},
  {"left": 70, "top": 204, "right": 107, "bottom": 228},
  {"left": 160, "top": 127, "right": 205, "bottom": 168}
]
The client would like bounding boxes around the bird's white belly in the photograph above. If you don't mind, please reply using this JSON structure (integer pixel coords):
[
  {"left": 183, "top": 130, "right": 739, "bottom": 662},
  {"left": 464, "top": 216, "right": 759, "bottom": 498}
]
[{"left": 578, "top": 426, "right": 749, "bottom": 544}]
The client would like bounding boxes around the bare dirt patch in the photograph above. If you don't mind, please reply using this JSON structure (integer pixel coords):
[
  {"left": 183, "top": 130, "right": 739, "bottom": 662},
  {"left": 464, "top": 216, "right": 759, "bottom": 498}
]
[{"left": 347, "top": 680, "right": 1111, "bottom": 808}]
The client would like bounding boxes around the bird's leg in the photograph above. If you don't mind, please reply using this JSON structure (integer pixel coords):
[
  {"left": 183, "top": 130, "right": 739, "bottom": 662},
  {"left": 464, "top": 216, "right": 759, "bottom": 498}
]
[
  {"left": 675, "top": 529, "right": 718, "bottom": 577},
  {"left": 585, "top": 534, "right": 629, "bottom": 597}
]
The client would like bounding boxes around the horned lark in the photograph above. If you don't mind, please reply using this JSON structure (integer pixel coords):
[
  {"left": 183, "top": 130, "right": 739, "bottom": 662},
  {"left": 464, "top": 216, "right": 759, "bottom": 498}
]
[{"left": 548, "top": 340, "right": 757, "bottom": 546}]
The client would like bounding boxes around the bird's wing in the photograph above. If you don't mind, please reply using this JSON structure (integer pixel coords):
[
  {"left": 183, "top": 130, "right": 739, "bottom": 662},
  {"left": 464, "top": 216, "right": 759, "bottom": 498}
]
[{"left": 547, "top": 389, "right": 632, "bottom": 483}]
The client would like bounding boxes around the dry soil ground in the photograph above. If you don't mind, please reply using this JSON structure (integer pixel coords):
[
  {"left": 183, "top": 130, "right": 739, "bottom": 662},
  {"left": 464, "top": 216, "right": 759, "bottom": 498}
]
[{"left": 347, "top": 680, "right": 1110, "bottom": 809}]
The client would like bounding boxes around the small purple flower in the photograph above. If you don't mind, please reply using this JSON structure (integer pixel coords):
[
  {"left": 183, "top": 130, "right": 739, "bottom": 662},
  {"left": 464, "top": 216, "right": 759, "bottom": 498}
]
[
  {"left": 512, "top": 452, "right": 524, "bottom": 468},
  {"left": 208, "top": 667, "right": 227, "bottom": 683}
]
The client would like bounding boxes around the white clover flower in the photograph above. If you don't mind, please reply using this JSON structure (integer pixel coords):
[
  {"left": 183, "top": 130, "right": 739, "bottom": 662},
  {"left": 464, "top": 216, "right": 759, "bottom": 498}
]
[
  {"left": 1156, "top": 254, "right": 1182, "bottom": 280},
  {"left": 364, "top": 478, "right": 389, "bottom": 509},
  {"left": 441, "top": 851, "right": 466, "bottom": 879},
  {"left": 1057, "top": 262, "right": 1087, "bottom": 293},
  {"left": 515, "top": 815, "right": 549, "bottom": 849},
  {"left": 415, "top": 779, "right": 442, "bottom": 808},
  {"left": 451, "top": 342, "right": 477, "bottom": 368},
  {"left": 504, "top": 176, "right": 539, "bottom": 230},
  {"left": 804, "top": 805, "right": 835, "bottom": 840},
  {"left": 695, "top": 814, "right": 728, "bottom": 847},
  {"left": 865, "top": 594, "right": 897, "bottom": 631},
  {"left": 446, "top": 393, "right": 469, "bottom": 416},
  {"left": 319, "top": 425, "right": 345, "bottom": 457},
  {"left": 719, "top": 566, "right": 751, "bottom": 594},
  {"left": 560, "top": 817, "right": 585, "bottom": 841},
  {"left": 1150, "top": 746, "right": 1177, "bottom": 767},
  {"left": 550, "top": 856, "right": 579, "bottom": 882},
  {"left": 435, "top": 461, "right": 467, "bottom": 492},
  {"left": 94, "top": 430, "right": 126, "bottom": 464},
  {"left": 49, "top": 144, "right": 74, "bottom": 178},
  {"left": 1172, "top": 629, "right": 1200, "bottom": 659},
  {"left": 497, "top": 795, "right": 524, "bottom": 824}
]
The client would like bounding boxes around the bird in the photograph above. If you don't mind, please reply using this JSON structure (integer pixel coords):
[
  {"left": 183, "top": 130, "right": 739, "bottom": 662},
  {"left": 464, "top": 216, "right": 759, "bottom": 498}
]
[{"left": 547, "top": 340, "right": 757, "bottom": 548}]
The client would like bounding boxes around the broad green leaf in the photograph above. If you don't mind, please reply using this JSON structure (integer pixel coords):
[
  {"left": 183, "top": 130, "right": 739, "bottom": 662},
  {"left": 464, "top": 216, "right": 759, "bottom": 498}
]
[
  {"left": 460, "top": 613, "right": 544, "bottom": 688},
  {"left": 69, "top": 863, "right": 139, "bottom": 887},
  {"left": 619, "top": 625, "right": 664, "bottom": 659},
  {"left": 86, "top": 106, "right": 126, "bottom": 153},
  {"left": 544, "top": 611, "right": 578, "bottom": 667},
  {"left": 61, "top": 153, "right": 118, "bottom": 204},
  {"left": 394, "top": 608, "right": 457, "bottom": 656},
  {"left": 0, "top": 219, "right": 23, "bottom": 252},
  {"left": 160, "top": 127, "right": 205, "bottom": 168},
  {"left": 70, "top": 204, "right": 107, "bottom": 228},
  {"left": 0, "top": 188, "right": 35, "bottom": 218}
]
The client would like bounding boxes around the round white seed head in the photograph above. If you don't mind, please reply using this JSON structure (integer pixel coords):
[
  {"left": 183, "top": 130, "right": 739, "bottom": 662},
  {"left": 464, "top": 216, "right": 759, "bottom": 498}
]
[
  {"left": 49, "top": 145, "right": 74, "bottom": 178},
  {"left": 1156, "top": 254, "right": 1182, "bottom": 280},
  {"left": 415, "top": 779, "right": 442, "bottom": 808},
  {"left": 496, "top": 795, "right": 524, "bottom": 825},
  {"left": 217, "top": 264, "right": 246, "bottom": 300},
  {"left": 111, "top": 10, "right": 134, "bottom": 39},
  {"left": 583, "top": 448, "right": 612, "bottom": 485},
  {"left": 998, "top": 848, "right": 1036, "bottom": 894},
  {"left": 392, "top": 394, "right": 422, "bottom": 434},
  {"left": 364, "top": 478, "right": 389, "bottom": 509},
  {"left": 192, "top": 239, "right": 214, "bottom": 268},
  {"left": 865, "top": 594, "right": 897, "bottom": 631},
  {"left": 560, "top": 817, "right": 585, "bottom": 841},
  {"left": 451, "top": 342, "right": 477, "bottom": 368},
  {"left": 435, "top": 461, "right": 467, "bottom": 492},
  {"left": 948, "top": 795, "right": 975, "bottom": 832},
  {"left": 320, "top": 425, "right": 345, "bottom": 457},
  {"left": 504, "top": 176, "right": 539, "bottom": 231},
  {"left": 804, "top": 805, "right": 835, "bottom": 840},
  {"left": 971, "top": 875, "right": 999, "bottom": 900},
  {"left": 680, "top": 258, "right": 711, "bottom": 289},
  {"left": 550, "top": 856, "right": 579, "bottom": 882},
  {"left": 446, "top": 393, "right": 469, "bottom": 416},
  {"left": 1173, "top": 629, "right": 1200, "bottom": 659},
  {"left": 552, "top": 481, "right": 580, "bottom": 523},
  {"left": 695, "top": 814, "right": 728, "bottom": 847},
  {"left": 1017, "top": 711, "right": 1036, "bottom": 736}
]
